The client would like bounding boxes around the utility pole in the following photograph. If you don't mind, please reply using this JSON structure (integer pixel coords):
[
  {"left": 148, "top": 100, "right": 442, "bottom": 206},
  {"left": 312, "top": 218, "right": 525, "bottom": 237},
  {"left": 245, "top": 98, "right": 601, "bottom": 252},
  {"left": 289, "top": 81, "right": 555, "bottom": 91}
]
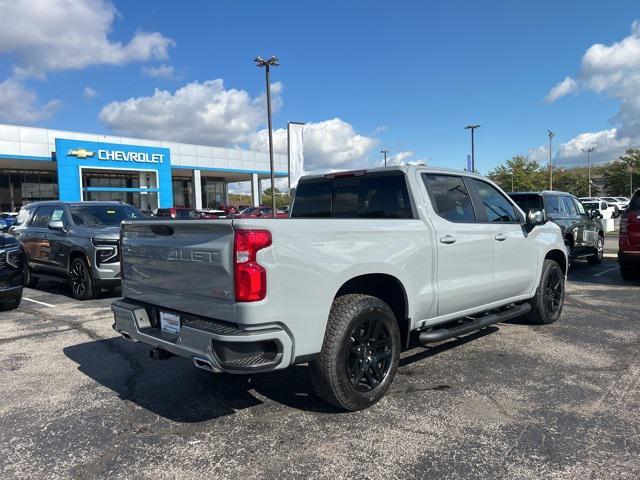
[
  {"left": 548, "top": 130, "right": 555, "bottom": 190},
  {"left": 381, "top": 150, "right": 389, "bottom": 167},
  {"left": 255, "top": 55, "right": 279, "bottom": 215},
  {"left": 465, "top": 124, "right": 480, "bottom": 172},
  {"left": 581, "top": 147, "right": 595, "bottom": 197}
]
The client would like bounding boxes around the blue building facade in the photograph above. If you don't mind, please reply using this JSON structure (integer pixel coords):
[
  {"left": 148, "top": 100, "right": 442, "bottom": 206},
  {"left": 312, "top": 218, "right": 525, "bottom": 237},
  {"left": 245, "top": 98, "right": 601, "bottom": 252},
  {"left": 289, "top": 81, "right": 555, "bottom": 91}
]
[{"left": 0, "top": 124, "right": 288, "bottom": 212}]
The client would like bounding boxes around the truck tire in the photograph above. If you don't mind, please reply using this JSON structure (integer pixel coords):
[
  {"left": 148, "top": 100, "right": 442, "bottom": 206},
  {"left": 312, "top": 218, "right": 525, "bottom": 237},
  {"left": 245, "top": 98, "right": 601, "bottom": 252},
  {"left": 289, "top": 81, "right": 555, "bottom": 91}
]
[
  {"left": 68, "top": 257, "right": 96, "bottom": 300},
  {"left": 587, "top": 234, "right": 604, "bottom": 265},
  {"left": 526, "top": 259, "right": 565, "bottom": 325},
  {"left": 0, "top": 290, "right": 22, "bottom": 311},
  {"left": 309, "top": 294, "right": 401, "bottom": 411}
]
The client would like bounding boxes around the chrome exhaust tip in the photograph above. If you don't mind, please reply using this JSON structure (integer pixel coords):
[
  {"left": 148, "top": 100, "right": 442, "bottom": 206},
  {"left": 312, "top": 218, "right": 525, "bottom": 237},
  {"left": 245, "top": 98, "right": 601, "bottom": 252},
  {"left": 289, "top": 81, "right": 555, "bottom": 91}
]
[{"left": 193, "top": 356, "right": 214, "bottom": 372}]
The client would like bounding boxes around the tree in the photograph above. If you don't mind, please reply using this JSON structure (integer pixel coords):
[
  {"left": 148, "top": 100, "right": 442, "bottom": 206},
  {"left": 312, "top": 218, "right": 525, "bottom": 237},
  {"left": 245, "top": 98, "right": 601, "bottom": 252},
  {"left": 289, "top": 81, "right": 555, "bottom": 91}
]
[
  {"left": 603, "top": 149, "right": 640, "bottom": 196},
  {"left": 487, "top": 156, "right": 546, "bottom": 192},
  {"left": 553, "top": 169, "right": 590, "bottom": 198}
]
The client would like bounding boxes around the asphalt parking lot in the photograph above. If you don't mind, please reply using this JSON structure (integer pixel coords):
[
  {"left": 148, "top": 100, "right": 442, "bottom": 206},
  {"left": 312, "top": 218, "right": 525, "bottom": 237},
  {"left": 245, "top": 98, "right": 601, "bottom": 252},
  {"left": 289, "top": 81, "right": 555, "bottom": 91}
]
[{"left": 1, "top": 259, "right": 639, "bottom": 479}]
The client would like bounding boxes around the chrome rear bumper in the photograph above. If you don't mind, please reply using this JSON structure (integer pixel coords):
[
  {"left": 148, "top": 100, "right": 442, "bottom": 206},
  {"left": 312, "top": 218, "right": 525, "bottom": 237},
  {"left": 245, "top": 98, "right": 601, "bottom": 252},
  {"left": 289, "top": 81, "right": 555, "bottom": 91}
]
[{"left": 111, "top": 300, "right": 294, "bottom": 373}]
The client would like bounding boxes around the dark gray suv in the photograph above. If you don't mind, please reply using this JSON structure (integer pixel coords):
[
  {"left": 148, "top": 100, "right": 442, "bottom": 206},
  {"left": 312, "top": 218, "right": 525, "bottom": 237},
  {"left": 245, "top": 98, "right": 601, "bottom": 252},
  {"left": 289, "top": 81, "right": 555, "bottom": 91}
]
[{"left": 11, "top": 201, "right": 144, "bottom": 299}]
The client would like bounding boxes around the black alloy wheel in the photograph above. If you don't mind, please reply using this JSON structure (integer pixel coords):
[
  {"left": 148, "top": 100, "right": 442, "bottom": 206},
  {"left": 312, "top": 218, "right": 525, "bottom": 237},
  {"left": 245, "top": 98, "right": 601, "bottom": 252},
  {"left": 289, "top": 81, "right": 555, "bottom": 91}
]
[
  {"left": 346, "top": 317, "right": 393, "bottom": 392},
  {"left": 69, "top": 258, "right": 95, "bottom": 300},
  {"left": 543, "top": 267, "right": 564, "bottom": 317}
]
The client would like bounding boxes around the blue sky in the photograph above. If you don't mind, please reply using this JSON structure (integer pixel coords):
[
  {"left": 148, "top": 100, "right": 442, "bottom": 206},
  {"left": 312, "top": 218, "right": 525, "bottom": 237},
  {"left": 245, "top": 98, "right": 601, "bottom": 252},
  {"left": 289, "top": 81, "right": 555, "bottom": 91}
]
[{"left": 1, "top": 0, "right": 639, "bottom": 174}]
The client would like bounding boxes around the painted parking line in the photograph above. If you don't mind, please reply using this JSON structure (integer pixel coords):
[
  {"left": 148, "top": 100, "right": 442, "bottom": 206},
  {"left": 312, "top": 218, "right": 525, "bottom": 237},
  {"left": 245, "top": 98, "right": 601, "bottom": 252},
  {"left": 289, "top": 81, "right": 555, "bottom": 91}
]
[
  {"left": 22, "top": 297, "right": 56, "bottom": 308},
  {"left": 593, "top": 266, "right": 619, "bottom": 277}
]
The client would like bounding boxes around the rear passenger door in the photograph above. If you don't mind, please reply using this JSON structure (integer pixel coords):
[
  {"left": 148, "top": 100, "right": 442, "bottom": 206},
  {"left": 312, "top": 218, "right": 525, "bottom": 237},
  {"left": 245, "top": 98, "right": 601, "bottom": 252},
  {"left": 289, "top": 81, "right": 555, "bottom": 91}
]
[
  {"left": 23, "top": 205, "right": 54, "bottom": 271},
  {"left": 468, "top": 179, "right": 538, "bottom": 300},
  {"left": 422, "top": 174, "right": 495, "bottom": 316}
]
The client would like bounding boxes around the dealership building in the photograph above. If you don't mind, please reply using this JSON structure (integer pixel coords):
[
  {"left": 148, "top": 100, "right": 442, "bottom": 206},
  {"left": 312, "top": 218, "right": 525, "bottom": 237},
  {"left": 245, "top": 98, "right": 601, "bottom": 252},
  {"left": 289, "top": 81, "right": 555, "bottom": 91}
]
[{"left": 0, "top": 123, "right": 288, "bottom": 212}]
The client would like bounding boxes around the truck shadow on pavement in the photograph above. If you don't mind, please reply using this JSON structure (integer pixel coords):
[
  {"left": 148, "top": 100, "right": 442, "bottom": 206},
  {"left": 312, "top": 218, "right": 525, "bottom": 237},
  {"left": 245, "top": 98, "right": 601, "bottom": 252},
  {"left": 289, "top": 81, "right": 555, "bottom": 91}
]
[
  {"left": 64, "top": 328, "right": 501, "bottom": 421},
  {"left": 63, "top": 336, "right": 341, "bottom": 422}
]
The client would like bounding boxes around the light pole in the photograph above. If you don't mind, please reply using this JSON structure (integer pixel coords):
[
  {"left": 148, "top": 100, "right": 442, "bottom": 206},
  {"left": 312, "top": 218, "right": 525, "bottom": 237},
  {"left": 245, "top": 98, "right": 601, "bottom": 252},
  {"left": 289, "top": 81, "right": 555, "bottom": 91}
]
[
  {"left": 465, "top": 124, "right": 480, "bottom": 172},
  {"left": 511, "top": 167, "right": 515, "bottom": 192},
  {"left": 381, "top": 149, "right": 389, "bottom": 167},
  {"left": 255, "top": 55, "right": 279, "bottom": 215},
  {"left": 548, "top": 130, "right": 555, "bottom": 190},
  {"left": 581, "top": 147, "right": 595, "bottom": 197}
]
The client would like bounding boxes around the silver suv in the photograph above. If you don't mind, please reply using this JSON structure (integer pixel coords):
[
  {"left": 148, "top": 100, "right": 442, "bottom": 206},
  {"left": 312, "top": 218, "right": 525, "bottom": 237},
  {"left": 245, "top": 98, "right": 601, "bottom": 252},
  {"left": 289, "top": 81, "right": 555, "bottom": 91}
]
[{"left": 11, "top": 201, "right": 144, "bottom": 299}]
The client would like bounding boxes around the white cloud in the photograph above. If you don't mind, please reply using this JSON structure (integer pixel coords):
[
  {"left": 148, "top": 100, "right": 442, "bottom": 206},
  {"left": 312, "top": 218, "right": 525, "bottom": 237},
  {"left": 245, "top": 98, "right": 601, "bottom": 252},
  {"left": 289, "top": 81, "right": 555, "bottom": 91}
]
[
  {"left": 0, "top": 78, "right": 61, "bottom": 123},
  {"left": 99, "top": 79, "right": 283, "bottom": 146},
  {"left": 142, "top": 64, "right": 178, "bottom": 80},
  {"left": 249, "top": 118, "right": 379, "bottom": 172},
  {"left": 545, "top": 76, "right": 577, "bottom": 103},
  {"left": 0, "top": 0, "right": 173, "bottom": 78},
  {"left": 545, "top": 20, "right": 640, "bottom": 165},
  {"left": 82, "top": 86, "right": 97, "bottom": 100}
]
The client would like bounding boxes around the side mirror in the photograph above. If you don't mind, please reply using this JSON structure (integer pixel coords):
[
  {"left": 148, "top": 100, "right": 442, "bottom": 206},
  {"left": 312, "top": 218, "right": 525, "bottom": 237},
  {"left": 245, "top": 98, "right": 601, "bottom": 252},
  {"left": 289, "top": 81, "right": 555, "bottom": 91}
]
[
  {"left": 526, "top": 209, "right": 547, "bottom": 226},
  {"left": 0, "top": 219, "right": 8, "bottom": 231},
  {"left": 48, "top": 220, "right": 65, "bottom": 231},
  {"left": 589, "top": 210, "right": 602, "bottom": 219}
]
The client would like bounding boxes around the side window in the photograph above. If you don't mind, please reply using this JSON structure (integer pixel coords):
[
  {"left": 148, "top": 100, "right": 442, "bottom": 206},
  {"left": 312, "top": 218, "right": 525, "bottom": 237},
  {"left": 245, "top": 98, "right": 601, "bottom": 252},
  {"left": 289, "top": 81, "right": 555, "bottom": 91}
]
[
  {"left": 423, "top": 174, "right": 476, "bottom": 223},
  {"left": 572, "top": 198, "right": 586, "bottom": 215},
  {"left": 51, "top": 207, "right": 67, "bottom": 225},
  {"left": 470, "top": 179, "right": 520, "bottom": 223},
  {"left": 30, "top": 205, "right": 54, "bottom": 228},
  {"left": 545, "top": 195, "right": 566, "bottom": 215},
  {"left": 563, "top": 196, "right": 578, "bottom": 215},
  {"left": 14, "top": 207, "right": 34, "bottom": 226},
  {"left": 601, "top": 202, "right": 607, "bottom": 210}
]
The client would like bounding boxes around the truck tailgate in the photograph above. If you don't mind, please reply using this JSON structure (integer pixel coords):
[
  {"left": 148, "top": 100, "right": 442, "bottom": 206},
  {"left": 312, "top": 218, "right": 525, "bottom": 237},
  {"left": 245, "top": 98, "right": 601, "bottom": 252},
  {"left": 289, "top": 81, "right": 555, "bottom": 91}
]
[{"left": 121, "top": 220, "right": 235, "bottom": 321}]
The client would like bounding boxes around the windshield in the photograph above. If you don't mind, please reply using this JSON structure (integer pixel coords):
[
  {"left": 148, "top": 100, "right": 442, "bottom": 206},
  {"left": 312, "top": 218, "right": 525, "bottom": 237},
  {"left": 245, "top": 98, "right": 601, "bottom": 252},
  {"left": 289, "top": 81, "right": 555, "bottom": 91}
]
[
  {"left": 603, "top": 197, "right": 617, "bottom": 202},
  {"left": 583, "top": 202, "right": 598, "bottom": 209},
  {"left": 70, "top": 204, "right": 144, "bottom": 226}
]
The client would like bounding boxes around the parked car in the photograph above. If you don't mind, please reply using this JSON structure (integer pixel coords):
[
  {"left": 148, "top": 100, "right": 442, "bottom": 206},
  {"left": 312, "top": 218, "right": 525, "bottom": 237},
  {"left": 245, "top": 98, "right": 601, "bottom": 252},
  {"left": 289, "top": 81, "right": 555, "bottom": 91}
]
[
  {"left": 509, "top": 191, "right": 604, "bottom": 264},
  {"left": 579, "top": 197, "right": 617, "bottom": 218},
  {"left": 11, "top": 201, "right": 144, "bottom": 300},
  {"left": 234, "top": 205, "right": 288, "bottom": 218},
  {"left": 155, "top": 207, "right": 198, "bottom": 219},
  {"left": 112, "top": 166, "right": 567, "bottom": 411},
  {"left": 0, "top": 225, "right": 25, "bottom": 310},
  {"left": 601, "top": 197, "right": 628, "bottom": 215},
  {"left": 197, "top": 209, "right": 227, "bottom": 219},
  {"left": 581, "top": 200, "right": 614, "bottom": 221},
  {"left": 619, "top": 189, "right": 640, "bottom": 280},
  {"left": 0, "top": 212, "right": 18, "bottom": 228}
]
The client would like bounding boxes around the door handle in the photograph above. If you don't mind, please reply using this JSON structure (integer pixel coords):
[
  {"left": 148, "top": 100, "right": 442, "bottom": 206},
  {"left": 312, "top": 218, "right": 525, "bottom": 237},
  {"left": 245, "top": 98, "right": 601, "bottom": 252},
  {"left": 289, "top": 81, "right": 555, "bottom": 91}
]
[
  {"left": 439, "top": 234, "right": 457, "bottom": 244},
  {"left": 494, "top": 233, "right": 507, "bottom": 241}
]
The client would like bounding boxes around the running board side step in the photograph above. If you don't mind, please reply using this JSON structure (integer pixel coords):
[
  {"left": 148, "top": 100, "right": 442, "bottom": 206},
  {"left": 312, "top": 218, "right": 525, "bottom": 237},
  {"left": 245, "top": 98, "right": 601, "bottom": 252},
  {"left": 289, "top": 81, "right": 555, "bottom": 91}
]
[{"left": 418, "top": 303, "right": 531, "bottom": 344}]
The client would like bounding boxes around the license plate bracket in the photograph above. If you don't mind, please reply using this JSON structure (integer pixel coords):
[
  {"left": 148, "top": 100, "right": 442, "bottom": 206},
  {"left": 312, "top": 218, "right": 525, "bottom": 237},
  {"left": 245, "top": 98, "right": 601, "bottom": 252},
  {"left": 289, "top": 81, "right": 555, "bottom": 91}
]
[{"left": 160, "top": 311, "right": 181, "bottom": 335}]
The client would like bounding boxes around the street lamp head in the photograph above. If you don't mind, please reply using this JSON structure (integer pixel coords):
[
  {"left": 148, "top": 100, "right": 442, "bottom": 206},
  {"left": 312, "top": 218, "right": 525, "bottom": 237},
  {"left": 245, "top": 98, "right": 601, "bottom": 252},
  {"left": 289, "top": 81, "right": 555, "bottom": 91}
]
[
  {"left": 581, "top": 147, "right": 596, "bottom": 153},
  {"left": 465, "top": 124, "right": 480, "bottom": 130},
  {"left": 548, "top": 130, "right": 556, "bottom": 140},
  {"left": 255, "top": 56, "right": 279, "bottom": 67}
]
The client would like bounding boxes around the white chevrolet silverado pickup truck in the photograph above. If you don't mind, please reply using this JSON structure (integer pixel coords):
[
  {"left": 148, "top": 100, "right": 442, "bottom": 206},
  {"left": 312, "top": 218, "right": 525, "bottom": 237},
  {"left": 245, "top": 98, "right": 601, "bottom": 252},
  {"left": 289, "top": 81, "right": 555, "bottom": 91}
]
[{"left": 112, "top": 166, "right": 567, "bottom": 411}]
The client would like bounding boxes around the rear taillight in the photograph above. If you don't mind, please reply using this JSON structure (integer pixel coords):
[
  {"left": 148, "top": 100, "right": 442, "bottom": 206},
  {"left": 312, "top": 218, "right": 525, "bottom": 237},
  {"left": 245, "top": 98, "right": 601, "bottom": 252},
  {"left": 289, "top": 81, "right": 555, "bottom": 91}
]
[
  {"left": 621, "top": 216, "right": 628, "bottom": 234},
  {"left": 234, "top": 229, "right": 272, "bottom": 302}
]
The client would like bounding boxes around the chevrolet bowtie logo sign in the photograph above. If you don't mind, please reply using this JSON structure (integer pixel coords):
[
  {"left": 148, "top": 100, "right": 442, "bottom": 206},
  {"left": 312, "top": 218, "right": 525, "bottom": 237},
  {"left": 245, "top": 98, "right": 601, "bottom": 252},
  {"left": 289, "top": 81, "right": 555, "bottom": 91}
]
[{"left": 68, "top": 148, "right": 95, "bottom": 159}]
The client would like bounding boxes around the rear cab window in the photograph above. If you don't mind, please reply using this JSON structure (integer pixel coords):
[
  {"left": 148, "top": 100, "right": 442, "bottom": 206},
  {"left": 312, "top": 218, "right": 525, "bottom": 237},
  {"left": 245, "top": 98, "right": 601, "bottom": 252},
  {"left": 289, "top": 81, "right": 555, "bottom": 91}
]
[{"left": 291, "top": 171, "right": 415, "bottom": 219}]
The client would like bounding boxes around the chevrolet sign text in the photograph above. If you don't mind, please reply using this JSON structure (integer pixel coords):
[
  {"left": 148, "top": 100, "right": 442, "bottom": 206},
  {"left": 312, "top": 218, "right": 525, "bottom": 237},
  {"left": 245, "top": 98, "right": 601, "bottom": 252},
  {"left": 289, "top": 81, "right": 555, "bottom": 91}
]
[{"left": 98, "top": 149, "right": 164, "bottom": 164}]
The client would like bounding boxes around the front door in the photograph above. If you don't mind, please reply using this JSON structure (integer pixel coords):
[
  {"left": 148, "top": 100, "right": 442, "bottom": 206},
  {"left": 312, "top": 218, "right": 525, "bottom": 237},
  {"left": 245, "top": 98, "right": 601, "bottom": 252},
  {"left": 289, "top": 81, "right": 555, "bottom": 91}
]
[
  {"left": 468, "top": 178, "right": 538, "bottom": 300},
  {"left": 421, "top": 173, "right": 495, "bottom": 316}
]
